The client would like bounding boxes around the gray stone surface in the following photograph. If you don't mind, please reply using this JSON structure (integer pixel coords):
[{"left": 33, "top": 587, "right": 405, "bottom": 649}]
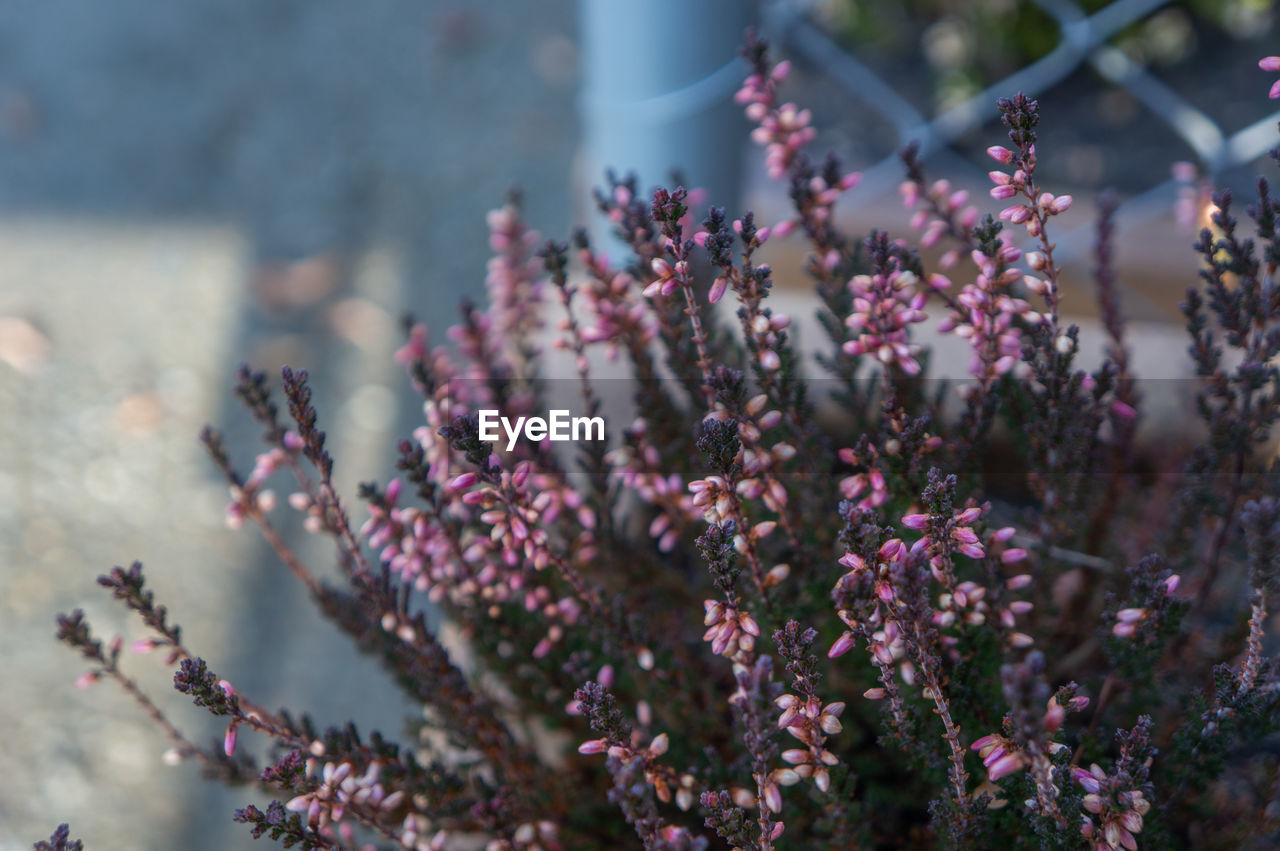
[{"left": 0, "top": 2, "right": 577, "bottom": 848}]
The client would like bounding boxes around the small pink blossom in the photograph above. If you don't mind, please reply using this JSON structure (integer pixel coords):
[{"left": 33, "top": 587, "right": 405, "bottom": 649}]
[{"left": 1262, "top": 56, "right": 1280, "bottom": 98}]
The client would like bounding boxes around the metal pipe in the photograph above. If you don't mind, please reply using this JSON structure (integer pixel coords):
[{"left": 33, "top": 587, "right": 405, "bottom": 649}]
[{"left": 578, "top": 0, "right": 756, "bottom": 252}]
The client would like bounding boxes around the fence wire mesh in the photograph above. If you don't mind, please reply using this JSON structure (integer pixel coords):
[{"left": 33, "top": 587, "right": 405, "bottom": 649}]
[{"left": 760, "top": 0, "right": 1280, "bottom": 269}]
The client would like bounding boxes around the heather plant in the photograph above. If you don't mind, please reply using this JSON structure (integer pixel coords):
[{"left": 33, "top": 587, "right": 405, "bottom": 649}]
[{"left": 48, "top": 32, "right": 1280, "bottom": 850}]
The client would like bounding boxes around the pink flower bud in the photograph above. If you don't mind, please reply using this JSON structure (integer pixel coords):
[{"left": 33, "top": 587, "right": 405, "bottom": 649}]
[
  {"left": 224, "top": 722, "right": 239, "bottom": 756},
  {"left": 764, "top": 564, "right": 790, "bottom": 587},
  {"left": 900, "top": 180, "right": 920, "bottom": 207},
  {"left": 828, "top": 632, "right": 856, "bottom": 658},
  {"left": 1261, "top": 56, "right": 1280, "bottom": 72},
  {"left": 1112, "top": 400, "right": 1138, "bottom": 419},
  {"left": 988, "top": 752, "right": 1024, "bottom": 780},
  {"left": 1001, "top": 205, "right": 1032, "bottom": 224},
  {"left": 987, "top": 146, "right": 1014, "bottom": 164},
  {"left": 449, "top": 472, "right": 477, "bottom": 490},
  {"left": 1171, "top": 160, "right": 1197, "bottom": 183},
  {"left": 780, "top": 749, "right": 810, "bottom": 765},
  {"left": 763, "top": 782, "right": 783, "bottom": 813},
  {"left": 878, "top": 538, "right": 906, "bottom": 560},
  {"left": 578, "top": 738, "right": 608, "bottom": 755},
  {"left": 837, "top": 550, "right": 864, "bottom": 570},
  {"left": 1116, "top": 608, "right": 1148, "bottom": 623}
]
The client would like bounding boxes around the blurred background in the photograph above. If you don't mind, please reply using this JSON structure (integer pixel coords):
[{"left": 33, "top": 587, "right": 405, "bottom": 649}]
[{"left": 2, "top": 0, "right": 1279, "bottom": 847}]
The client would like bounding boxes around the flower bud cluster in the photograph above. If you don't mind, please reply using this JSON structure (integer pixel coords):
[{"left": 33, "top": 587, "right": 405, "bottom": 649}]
[
  {"left": 938, "top": 241, "right": 1043, "bottom": 387},
  {"left": 461, "top": 461, "right": 598, "bottom": 658},
  {"left": 1261, "top": 55, "right": 1280, "bottom": 99},
  {"left": 606, "top": 420, "right": 699, "bottom": 552},
  {"left": 970, "top": 692, "right": 1088, "bottom": 784},
  {"left": 837, "top": 446, "right": 889, "bottom": 511},
  {"left": 735, "top": 45, "right": 859, "bottom": 254},
  {"left": 902, "top": 177, "right": 980, "bottom": 265},
  {"left": 828, "top": 539, "right": 915, "bottom": 682},
  {"left": 284, "top": 759, "right": 405, "bottom": 832},
  {"left": 987, "top": 145, "right": 1073, "bottom": 239},
  {"left": 1073, "top": 763, "right": 1151, "bottom": 851},
  {"left": 224, "top": 437, "right": 302, "bottom": 528},
  {"left": 574, "top": 245, "right": 657, "bottom": 358},
  {"left": 575, "top": 683, "right": 699, "bottom": 816},
  {"left": 705, "top": 402, "right": 793, "bottom": 516},
  {"left": 360, "top": 478, "right": 459, "bottom": 598},
  {"left": 735, "top": 59, "right": 813, "bottom": 181},
  {"left": 703, "top": 600, "right": 761, "bottom": 660},
  {"left": 1111, "top": 574, "right": 1180, "bottom": 639},
  {"left": 485, "top": 201, "right": 545, "bottom": 347},
  {"left": 689, "top": 474, "right": 737, "bottom": 526},
  {"left": 842, "top": 269, "right": 928, "bottom": 375},
  {"left": 775, "top": 695, "right": 843, "bottom": 793}
]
